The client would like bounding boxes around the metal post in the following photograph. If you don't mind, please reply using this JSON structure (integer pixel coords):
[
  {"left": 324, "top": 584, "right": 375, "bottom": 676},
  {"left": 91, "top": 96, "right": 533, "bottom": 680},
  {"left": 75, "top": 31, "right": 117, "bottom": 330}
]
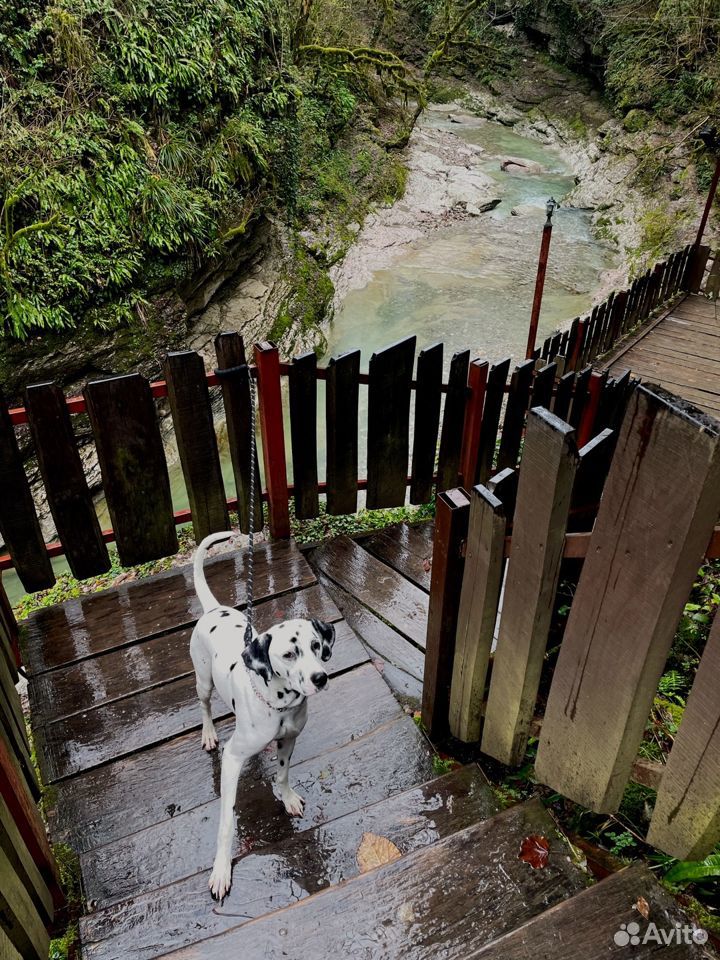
[
  {"left": 695, "top": 127, "right": 720, "bottom": 248},
  {"left": 526, "top": 198, "right": 559, "bottom": 359}
]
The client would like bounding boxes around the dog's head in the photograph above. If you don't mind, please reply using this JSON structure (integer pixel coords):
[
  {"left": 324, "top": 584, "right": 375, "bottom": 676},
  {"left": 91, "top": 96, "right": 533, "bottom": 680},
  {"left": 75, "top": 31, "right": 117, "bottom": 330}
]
[{"left": 242, "top": 618, "right": 335, "bottom": 697}]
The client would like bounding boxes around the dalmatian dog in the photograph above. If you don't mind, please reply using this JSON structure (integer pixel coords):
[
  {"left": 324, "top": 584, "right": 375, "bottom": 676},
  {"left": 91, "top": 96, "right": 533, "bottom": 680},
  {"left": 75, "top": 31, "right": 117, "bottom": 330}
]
[{"left": 190, "top": 532, "right": 335, "bottom": 901}]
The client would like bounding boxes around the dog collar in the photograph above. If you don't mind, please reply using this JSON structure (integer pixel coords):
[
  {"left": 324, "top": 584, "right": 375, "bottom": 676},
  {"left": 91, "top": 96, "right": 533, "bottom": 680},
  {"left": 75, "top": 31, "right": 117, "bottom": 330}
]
[{"left": 247, "top": 670, "right": 304, "bottom": 713}]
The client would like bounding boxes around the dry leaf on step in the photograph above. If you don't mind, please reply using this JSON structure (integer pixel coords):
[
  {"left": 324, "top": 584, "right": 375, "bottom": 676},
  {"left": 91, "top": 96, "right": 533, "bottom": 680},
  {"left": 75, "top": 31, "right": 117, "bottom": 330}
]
[
  {"left": 357, "top": 832, "right": 402, "bottom": 873},
  {"left": 635, "top": 896, "right": 650, "bottom": 920},
  {"left": 518, "top": 834, "right": 550, "bottom": 869}
]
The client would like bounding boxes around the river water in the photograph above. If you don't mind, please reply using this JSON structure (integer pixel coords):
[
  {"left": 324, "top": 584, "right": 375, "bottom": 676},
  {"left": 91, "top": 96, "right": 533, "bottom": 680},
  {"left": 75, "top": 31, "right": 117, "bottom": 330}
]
[{"left": 6, "top": 117, "right": 617, "bottom": 605}]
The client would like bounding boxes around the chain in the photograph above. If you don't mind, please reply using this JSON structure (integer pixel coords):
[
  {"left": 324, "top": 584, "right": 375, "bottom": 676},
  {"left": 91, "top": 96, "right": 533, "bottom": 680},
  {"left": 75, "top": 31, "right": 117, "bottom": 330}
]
[{"left": 244, "top": 366, "right": 257, "bottom": 646}]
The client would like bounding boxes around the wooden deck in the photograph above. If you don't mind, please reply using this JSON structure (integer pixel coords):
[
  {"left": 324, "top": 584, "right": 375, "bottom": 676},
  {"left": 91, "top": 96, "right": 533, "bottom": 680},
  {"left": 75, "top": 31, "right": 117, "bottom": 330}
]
[
  {"left": 603, "top": 293, "right": 720, "bottom": 417},
  {"left": 20, "top": 522, "right": 709, "bottom": 958}
]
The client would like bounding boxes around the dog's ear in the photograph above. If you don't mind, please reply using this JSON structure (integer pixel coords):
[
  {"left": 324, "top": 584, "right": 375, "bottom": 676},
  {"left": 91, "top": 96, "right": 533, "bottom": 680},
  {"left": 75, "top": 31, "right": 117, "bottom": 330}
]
[
  {"left": 312, "top": 619, "right": 336, "bottom": 662},
  {"left": 242, "top": 632, "right": 273, "bottom": 684}
]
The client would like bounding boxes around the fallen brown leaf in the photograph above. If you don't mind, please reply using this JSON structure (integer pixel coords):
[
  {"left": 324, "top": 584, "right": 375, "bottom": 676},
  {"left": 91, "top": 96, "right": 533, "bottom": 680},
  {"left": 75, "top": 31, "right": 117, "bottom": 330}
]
[
  {"left": 635, "top": 896, "right": 650, "bottom": 920},
  {"left": 518, "top": 835, "right": 550, "bottom": 869},
  {"left": 357, "top": 832, "right": 402, "bottom": 874},
  {"left": 422, "top": 558, "right": 432, "bottom": 573}
]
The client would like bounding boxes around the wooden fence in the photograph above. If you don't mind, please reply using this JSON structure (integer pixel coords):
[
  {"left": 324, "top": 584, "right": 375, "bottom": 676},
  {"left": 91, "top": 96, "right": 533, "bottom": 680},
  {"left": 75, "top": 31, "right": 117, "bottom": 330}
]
[
  {"left": 424, "top": 382, "right": 720, "bottom": 860},
  {"left": 0, "top": 583, "right": 63, "bottom": 958},
  {"left": 0, "top": 243, "right": 706, "bottom": 593}
]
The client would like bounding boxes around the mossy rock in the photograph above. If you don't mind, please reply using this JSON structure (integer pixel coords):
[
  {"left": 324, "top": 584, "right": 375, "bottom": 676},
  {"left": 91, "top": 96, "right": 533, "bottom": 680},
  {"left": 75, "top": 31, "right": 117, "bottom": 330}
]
[{"left": 622, "top": 109, "right": 651, "bottom": 133}]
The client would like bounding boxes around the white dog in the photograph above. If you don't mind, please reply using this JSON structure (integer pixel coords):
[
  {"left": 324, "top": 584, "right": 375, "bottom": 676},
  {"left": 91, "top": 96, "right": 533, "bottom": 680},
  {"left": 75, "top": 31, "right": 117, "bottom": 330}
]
[{"left": 190, "top": 532, "right": 335, "bottom": 900}]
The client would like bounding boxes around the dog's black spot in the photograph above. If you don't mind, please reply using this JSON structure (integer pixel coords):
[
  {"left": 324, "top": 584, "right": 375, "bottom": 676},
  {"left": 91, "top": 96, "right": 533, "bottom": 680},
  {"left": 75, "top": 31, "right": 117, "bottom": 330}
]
[
  {"left": 278, "top": 740, "right": 283, "bottom": 748},
  {"left": 210, "top": 625, "right": 217, "bottom": 633},
  {"left": 277, "top": 691, "right": 284, "bottom": 699},
  {"left": 231, "top": 697, "right": 235, "bottom": 709},
  {"left": 230, "top": 662, "right": 237, "bottom": 672},
  {"left": 235, "top": 623, "right": 242, "bottom": 628},
  {"left": 220, "top": 611, "right": 230, "bottom": 617},
  {"left": 284, "top": 687, "right": 292, "bottom": 695},
  {"left": 279, "top": 759, "right": 285, "bottom": 766}
]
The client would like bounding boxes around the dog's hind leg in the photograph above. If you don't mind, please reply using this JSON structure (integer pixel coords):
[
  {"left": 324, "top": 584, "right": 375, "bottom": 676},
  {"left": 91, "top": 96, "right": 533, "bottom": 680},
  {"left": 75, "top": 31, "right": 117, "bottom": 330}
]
[
  {"left": 190, "top": 628, "right": 218, "bottom": 751},
  {"left": 209, "top": 734, "right": 248, "bottom": 901}
]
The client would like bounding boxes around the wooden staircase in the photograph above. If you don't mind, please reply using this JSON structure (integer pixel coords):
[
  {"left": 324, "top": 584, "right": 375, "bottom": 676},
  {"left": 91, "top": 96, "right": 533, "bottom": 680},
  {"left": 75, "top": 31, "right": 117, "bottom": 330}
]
[{"left": 19, "top": 536, "right": 712, "bottom": 959}]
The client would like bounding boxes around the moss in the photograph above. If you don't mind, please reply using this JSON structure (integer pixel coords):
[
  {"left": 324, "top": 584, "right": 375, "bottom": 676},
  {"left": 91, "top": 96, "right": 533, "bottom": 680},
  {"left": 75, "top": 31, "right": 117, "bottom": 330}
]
[
  {"left": 622, "top": 109, "right": 650, "bottom": 133},
  {"left": 425, "top": 79, "right": 466, "bottom": 104},
  {"left": 627, "top": 204, "right": 679, "bottom": 276}
]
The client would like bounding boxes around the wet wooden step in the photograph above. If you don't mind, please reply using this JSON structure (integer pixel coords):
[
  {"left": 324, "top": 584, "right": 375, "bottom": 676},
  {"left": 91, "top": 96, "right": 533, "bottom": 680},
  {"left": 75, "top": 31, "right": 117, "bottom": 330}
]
[
  {"left": 21, "top": 540, "right": 314, "bottom": 674},
  {"left": 470, "top": 861, "right": 708, "bottom": 959},
  {"left": 80, "top": 763, "right": 495, "bottom": 960},
  {"left": 48, "top": 662, "right": 405, "bottom": 852},
  {"left": 29, "top": 586, "right": 360, "bottom": 727},
  {"left": 359, "top": 522, "right": 434, "bottom": 591},
  {"left": 154, "top": 798, "right": 586, "bottom": 960},
  {"left": 309, "top": 536, "right": 429, "bottom": 647},
  {"left": 317, "top": 572, "right": 424, "bottom": 701}
]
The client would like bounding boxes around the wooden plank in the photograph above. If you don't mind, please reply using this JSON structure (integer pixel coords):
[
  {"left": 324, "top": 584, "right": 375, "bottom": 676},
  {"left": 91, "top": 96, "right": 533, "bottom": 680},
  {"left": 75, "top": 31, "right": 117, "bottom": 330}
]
[
  {"left": 361, "top": 524, "right": 433, "bottom": 592},
  {"left": 317, "top": 573, "right": 425, "bottom": 698},
  {"left": 410, "top": 342, "right": 443, "bottom": 504},
  {"left": 468, "top": 862, "right": 704, "bottom": 960},
  {"left": 49, "top": 662, "right": 402, "bottom": 852},
  {"left": 325, "top": 350, "right": 360, "bottom": 515},
  {"left": 487, "top": 467, "right": 518, "bottom": 523},
  {"left": 22, "top": 540, "right": 315, "bottom": 674},
  {"left": 156, "top": 798, "right": 585, "bottom": 960},
  {"left": 482, "top": 409, "right": 578, "bottom": 765},
  {"left": 80, "top": 763, "right": 493, "bottom": 960},
  {"left": 437, "top": 350, "right": 470, "bottom": 492},
  {"left": 569, "top": 428, "right": 615, "bottom": 531},
  {"left": 310, "top": 537, "right": 428, "bottom": 647},
  {"left": 0, "top": 389, "right": 54, "bottom": 592},
  {"left": 24, "top": 381, "right": 109, "bottom": 581},
  {"left": 288, "top": 352, "right": 319, "bottom": 519},
  {"left": 569, "top": 366, "right": 591, "bottom": 430},
  {"left": 0, "top": 846, "right": 49, "bottom": 960},
  {"left": 0, "top": 665, "right": 37, "bottom": 801},
  {"left": 459, "top": 359, "right": 488, "bottom": 489},
  {"left": 162, "top": 352, "right": 229, "bottom": 543},
  {"left": 0, "top": 736, "right": 62, "bottom": 911},
  {"left": 0, "top": 795, "right": 53, "bottom": 927},
  {"left": 422, "top": 488, "right": 470, "bottom": 738},
  {"left": 497, "top": 359, "right": 535, "bottom": 471},
  {"left": 552, "top": 371, "right": 575, "bottom": 423},
  {"left": 647, "top": 607, "right": 720, "bottom": 858},
  {"left": 366, "top": 337, "right": 416, "bottom": 509},
  {"left": 531, "top": 362, "right": 556, "bottom": 411},
  {"left": 255, "top": 342, "right": 290, "bottom": 538},
  {"left": 214, "top": 332, "right": 262, "bottom": 533},
  {"left": 84, "top": 374, "right": 178, "bottom": 566},
  {"left": 477, "top": 357, "right": 511, "bottom": 485},
  {"left": 577, "top": 370, "right": 605, "bottom": 447},
  {"left": 449, "top": 486, "right": 506, "bottom": 742},
  {"left": 535, "top": 384, "right": 720, "bottom": 813}
]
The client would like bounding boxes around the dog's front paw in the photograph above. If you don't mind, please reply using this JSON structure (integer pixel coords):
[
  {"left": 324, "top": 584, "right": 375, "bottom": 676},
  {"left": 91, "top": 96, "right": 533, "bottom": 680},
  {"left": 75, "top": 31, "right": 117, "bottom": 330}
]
[
  {"left": 201, "top": 723, "right": 219, "bottom": 751},
  {"left": 281, "top": 788, "right": 305, "bottom": 817},
  {"left": 209, "top": 857, "right": 232, "bottom": 901}
]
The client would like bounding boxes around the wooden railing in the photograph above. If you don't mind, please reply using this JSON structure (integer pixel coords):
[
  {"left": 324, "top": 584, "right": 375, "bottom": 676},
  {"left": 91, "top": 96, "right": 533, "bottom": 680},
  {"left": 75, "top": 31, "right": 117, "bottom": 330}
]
[
  {"left": 0, "top": 243, "right": 706, "bottom": 593},
  {"left": 0, "top": 584, "right": 63, "bottom": 958},
  {"left": 535, "top": 243, "right": 709, "bottom": 368},
  {"left": 424, "top": 382, "right": 720, "bottom": 861}
]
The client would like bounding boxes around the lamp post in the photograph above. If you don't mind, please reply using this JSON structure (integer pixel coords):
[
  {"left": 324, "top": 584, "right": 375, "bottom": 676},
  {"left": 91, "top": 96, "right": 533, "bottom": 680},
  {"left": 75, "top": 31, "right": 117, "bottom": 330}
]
[
  {"left": 695, "top": 126, "right": 720, "bottom": 249},
  {"left": 525, "top": 197, "right": 559, "bottom": 359}
]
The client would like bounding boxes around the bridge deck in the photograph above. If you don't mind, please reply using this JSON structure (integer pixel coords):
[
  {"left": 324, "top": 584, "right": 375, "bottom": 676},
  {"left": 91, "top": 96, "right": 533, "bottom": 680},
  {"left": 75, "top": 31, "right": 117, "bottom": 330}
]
[{"left": 603, "top": 293, "right": 720, "bottom": 417}]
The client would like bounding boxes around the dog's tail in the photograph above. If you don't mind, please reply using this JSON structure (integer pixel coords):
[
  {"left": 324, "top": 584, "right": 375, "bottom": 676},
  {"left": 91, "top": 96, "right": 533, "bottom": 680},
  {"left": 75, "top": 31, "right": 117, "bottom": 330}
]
[{"left": 193, "top": 531, "right": 233, "bottom": 613}]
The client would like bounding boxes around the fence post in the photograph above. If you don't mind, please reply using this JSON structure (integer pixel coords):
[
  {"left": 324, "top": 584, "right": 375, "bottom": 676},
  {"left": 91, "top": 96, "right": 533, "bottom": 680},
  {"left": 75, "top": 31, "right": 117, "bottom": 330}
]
[
  {"left": 535, "top": 384, "right": 720, "bottom": 813},
  {"left": 449, "top": 485, "right": 506, "bottom": 742},
  {"left": 254, "top": 342, "right": 290, "bottom": 539},
  {"left": 422, "top": 488, "right": 471, "bottom": 739},
  {"left": 481, "top": 408, "right": 579, "bottom": 766},
  {"left": 577, "top": 371, "right": 605, "bottom": 447},
  {"left": 647, "top": 608, "right": 720, "bottom": 858},
  {"left": 459, "top": 359, "right": 488, "bottom": 489}
]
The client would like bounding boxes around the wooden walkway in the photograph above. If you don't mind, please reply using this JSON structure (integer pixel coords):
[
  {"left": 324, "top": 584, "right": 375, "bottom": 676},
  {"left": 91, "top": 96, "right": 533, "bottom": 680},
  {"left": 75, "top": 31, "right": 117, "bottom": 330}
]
[
  {"left": 604, "top": 293, "right": 720, "bottom": 417},
  {"left": 20, "top": 523, "right": 707, "bottom": 958}
]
